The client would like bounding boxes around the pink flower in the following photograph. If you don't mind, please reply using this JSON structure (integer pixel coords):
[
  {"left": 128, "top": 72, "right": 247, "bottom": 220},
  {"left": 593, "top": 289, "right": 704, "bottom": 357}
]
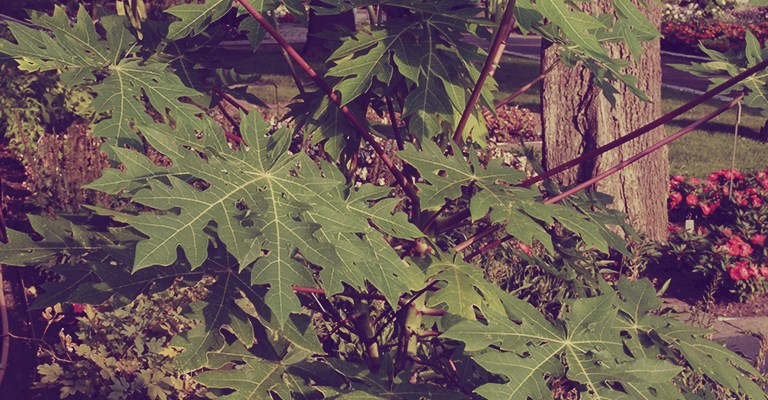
[
  {"left": 730, "top": 266, "right": 743, "bottom": 281},
  {"left": 72, "top": 304, "right": 86, "bottom": 314},
  {"left": 760, "top": 266, "right": 768, "bottom": 279},
  {"left": 670, "top": 192, "right": 683, "bottom": 208},
  {"left": 518, "top": 242, "right": 532, "bottom": 256},
  {"left": 689, "top": 177, "right": 700, "bottom": 185},
  {"left": 723, "top": 236, "right": 753, "bottom": 257},
  {"left": 686, "top": 194, "right": 699, "bottom": 206},
  {"left": 751, "top": 234, "right": 766, "bottom": 246},
  {"left": 700, "top": 201, "right": 719, "bottom": 216}
]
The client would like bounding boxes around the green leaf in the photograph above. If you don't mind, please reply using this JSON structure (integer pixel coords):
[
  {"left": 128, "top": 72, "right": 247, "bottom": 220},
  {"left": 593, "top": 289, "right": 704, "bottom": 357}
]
[
  {"left": 444, "top": 290, "right": 688, "bottom": 399},
  {"left": 197, "top": 347, "right": 336, "bottom": 399},
  {"left": 165, "top": 0, "right": 233, "bottom": 41},
  {"left": 415, "top": 252, "right": 504, "bottom": 321},
  {"left": 171, "top": 270, "right": 260, "bottom": 372}
]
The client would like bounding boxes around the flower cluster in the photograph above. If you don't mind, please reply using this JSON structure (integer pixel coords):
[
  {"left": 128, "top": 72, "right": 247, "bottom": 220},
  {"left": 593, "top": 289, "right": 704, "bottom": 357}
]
[
  {"left": 657, "top": 168, "right": 768, "bottom": 299},
  {"left": 661, "top": 19, "right": 768, "bottom": 54}
]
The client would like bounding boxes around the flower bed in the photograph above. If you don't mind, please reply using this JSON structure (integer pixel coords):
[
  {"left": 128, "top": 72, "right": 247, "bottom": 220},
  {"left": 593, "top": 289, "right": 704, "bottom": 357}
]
[
  {"left": 643, "top": 168, "right": 768, "bottom": 300},
  {"left": 661, "top": 20, "right": 768, "bottom": 54}
]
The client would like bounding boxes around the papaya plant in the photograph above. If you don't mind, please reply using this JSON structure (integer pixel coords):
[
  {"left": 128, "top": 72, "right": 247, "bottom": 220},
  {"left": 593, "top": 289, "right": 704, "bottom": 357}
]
[{"left": 0, "top": 1, "right": 766, "bottom": 398}]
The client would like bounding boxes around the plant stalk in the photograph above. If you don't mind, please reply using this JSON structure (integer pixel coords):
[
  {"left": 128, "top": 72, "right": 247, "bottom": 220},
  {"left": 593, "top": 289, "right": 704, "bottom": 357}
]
[
  {"left": 463, "top": 93, "right": 746, "bottom": 259},
  {"left": 212, "top": 87, "right": 249, "bottom": 114},
  {"left": 495, "top": 60, "right": 559, "bottom": 110},
  {"left": 452, "top": 1, "right": 516, "bottom": 144},
  {"left": 522, "top": 58, "right": 768, "bottom": 188},
  {"left": 353, "top": 299, "right": 381, "bottom": 372},
  {"left": 544, "top": 92, "right": 746, "bottom": 204},
  {"left": 385, "top": 95, "right": 404, "bottom": 150}
]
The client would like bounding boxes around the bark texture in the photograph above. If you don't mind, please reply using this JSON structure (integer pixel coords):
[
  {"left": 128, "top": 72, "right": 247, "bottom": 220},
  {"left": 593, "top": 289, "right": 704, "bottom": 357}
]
[
  {"left": 304, "top": 1, "right": 356, "bottom": 59},
  {"left": 541, "top": 0, "right": 669, "bottom": 240}
]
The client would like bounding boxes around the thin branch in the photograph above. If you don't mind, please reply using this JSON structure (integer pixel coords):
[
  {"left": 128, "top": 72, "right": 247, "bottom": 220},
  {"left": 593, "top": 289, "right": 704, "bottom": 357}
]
[
  {"left": 419, "top": 201, "right": 450, "bottom": 233},
  {"left": 522, "top": 58, "right": 768, "bottom": 188},
  {"left": 291, "top": 285, "right": 386, "bottom": 301},
  {"left": 543, "top": 92, "right": 746, "bottom": 205},
  {"left": 385, "top": 95, "right": 404, "bottom": 150},
  {"left": 465, "top": 234, "right": 512, "bottom": 261},
  {"left": 236, "top": 0, "right": 420, "bottom": 208},
  {"left": 495, "top": 60, "right": 559, "bottom": 110},
  {"left": 452, "top": 1, "right": 516, "bottom": 144},
  {"left": 280, "top": 48, "right": 306, "bottom": 95},
  {"left": 464, "top": 93, "right": 747, "bottom": 260},
  {"left": 212, "top": 87, "right": 249, "bottom": 114},
  {"left": 453, "top": 224, "right": 501, "bottom": 253}
]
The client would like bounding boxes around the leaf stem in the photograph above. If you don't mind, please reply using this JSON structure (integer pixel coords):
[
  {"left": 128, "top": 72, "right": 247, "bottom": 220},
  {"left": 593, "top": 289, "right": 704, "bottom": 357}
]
[
  {"left": 495, "top": 60, "right": 559, "bottom": 110},
  {"left": 235, "top": 0, "right": 420, "bottom": 209},
  {"left": 452, "top": 1, "right": 516, "bottom": 144},
  {"left": 465, "top": 92, "right": 746, "bottom": 259},
  {"left": 521, "top": 58, "right": 768, "bottom": 188},
  {"left": 385, "top": 95, "right": 404, "bottom": 150},
  {"left": 291, "top": 285, "right": 386, "bottom": 301},
  {"left": 544, "top": 92, "right": 746, "bottom": 205},
  {"left": 212, "top": 87, "right": 249, "bottom": 114},
  {"left": 453, "top": 223, "right": 502, "bottom": 253}
]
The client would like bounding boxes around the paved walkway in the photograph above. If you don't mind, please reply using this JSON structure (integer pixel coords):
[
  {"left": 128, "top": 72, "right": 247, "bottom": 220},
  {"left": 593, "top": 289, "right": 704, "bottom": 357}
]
[{"left": 664, "top": 298, "right": 768, "bottom": 372}]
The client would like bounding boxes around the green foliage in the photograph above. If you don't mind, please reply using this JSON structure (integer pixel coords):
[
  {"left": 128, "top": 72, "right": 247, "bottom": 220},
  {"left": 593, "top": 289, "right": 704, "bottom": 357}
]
[
  {"left": 1, "top": 1, "right": 765, "bottom": 399},
  {"left": 0, "top": 63, "right": 91, "bottom": 148},
  {"left": 672, "top": 30, "right": 768, "bottom": 115},
  {"left": 34, "top": 286, "right": 210, "bottom": 400}
]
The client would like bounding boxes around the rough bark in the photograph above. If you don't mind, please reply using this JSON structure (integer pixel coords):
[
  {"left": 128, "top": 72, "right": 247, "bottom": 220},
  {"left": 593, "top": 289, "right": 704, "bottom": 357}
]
[
  {"left": 541, "top": 0, "right": 669, "bottom": 241},
  {"left": 303, "top": 0, "right": 356, "bottom": 59}
]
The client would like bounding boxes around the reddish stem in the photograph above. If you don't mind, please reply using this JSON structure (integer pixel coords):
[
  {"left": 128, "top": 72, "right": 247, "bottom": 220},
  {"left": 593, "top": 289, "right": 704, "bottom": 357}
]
[
  {"left": 236, "top": 0, "right": 419, "bottom": 206},
  {"left": 464, "top": 93, "right": 745, "bottom": 259},
  {"left": 453, "top": 224, "right": 502, "bottom": 253},
  {"left": 452, "top": 2, "right": 516, "bottom": 144},
  {"left": 213, "top": 87, "right": 249, "bottom": 114},
  {"left": 544, "top": 92, "right": 745, "bottom": 205},
  {"left": 291, "top": 285, "right": 386, "bottom": 300},
  {"left": 522, "top": 58, "right": 768, "bottom": 188},
  {"left": 385, "top": 95, "right": 404, "bottom": 150},
  {"left": 495, "top": 60, "right": 559, "bottom": 110}
]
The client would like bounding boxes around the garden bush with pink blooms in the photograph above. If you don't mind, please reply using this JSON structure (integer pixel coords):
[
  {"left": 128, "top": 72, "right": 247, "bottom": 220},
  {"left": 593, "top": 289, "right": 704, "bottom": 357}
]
[{"left": 642, "top": 168, "right": 768, "bottom": 300}]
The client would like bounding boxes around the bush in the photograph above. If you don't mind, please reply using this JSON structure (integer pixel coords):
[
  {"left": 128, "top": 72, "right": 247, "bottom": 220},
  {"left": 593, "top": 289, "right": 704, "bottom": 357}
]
[
  {"left": 34, "top": 284, "right": 210, "bottom": 400},
  {"left": 642, "top": 169, "right": 768, "bottom": 300}
]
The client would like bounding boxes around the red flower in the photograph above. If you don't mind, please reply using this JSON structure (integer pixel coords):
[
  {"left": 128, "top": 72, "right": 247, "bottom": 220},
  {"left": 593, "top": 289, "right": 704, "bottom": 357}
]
[
  {"left": 669, "top": 192, "right": 683, "bottom": 208},
  {"left": 751, "top": 234, "right": 766, "bottom": 246},
  {"left": 689, "top": 177, "right": 700, "bottom": 185},
  {"left": 729, "top": 266, "right": 743, "bottom": 281},
  {"left": 739, "top": 265, "right": 753, "bottom": 280},
  {"left": 700, "top": 201, "right": 719, "bottom": 216},
  {"left": 518, "top": 242, "right": 532, "bottom": 256},
  {"left": 723, "top": 236, "right": 753, "bottom": 257},
  {"left": 686, "top": 194, "right": 699, "bottom": 206},
  {"left": 760, "top": 266, "right": 768, "bottom": 279},
  {"left": 72, "top": 304, "right": 86, "bottom": 314}
]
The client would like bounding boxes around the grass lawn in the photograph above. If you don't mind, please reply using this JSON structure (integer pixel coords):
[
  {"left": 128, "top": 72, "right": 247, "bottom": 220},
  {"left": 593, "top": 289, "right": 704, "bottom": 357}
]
[{"left": 245, "top": 50, "right": 768, "bottom": 176}]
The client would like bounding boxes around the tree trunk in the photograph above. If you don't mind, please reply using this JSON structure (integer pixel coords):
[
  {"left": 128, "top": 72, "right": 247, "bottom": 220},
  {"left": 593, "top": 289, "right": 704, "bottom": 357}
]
[
  {"left": 540, "top": 0, "right": 669, "bottom": 241},
  {"left": 303, "top": 1, "right": 356, "bottom": 59}
]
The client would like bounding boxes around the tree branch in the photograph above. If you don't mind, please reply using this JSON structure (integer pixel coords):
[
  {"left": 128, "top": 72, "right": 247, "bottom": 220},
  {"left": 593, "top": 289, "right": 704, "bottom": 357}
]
[
  {"left": 521, "top": 58, "right": 768, "bottom": 188},
  {"left": 236, "top": 0, "right": 420, "bottom": 209},
  {"left": 495, "top": 60, "right": 559, "bottom": 110},
  {"left": 212, "top": 87, "right": 249, "bottom": 114},
  {"left": 543, "top": 92, "right": 746, "bottom": 204},
  {"left": 452, "top": 2, "right": 516, "bottom": 144}
]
